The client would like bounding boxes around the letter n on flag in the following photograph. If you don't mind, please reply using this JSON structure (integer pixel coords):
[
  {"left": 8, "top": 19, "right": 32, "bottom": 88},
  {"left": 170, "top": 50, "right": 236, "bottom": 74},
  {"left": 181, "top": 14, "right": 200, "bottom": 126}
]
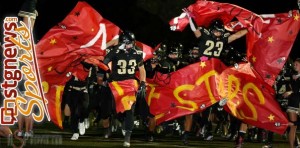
[{"left": 36, "top": 1, "right": 120, "bottom": 128}]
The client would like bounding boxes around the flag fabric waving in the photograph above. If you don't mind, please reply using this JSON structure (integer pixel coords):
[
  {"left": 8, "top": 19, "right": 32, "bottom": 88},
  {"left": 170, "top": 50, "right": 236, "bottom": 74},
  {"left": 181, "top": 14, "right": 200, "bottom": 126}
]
[
  {"left": 36, "top": 1, "right": 154, "bottom": 128},
  {"left": 169, "top": 0, "right": 263, "bottom": 32},
  {"left": 136, "top": 41, "right": 154, "bottom": 61},
  {"left": 247, "top": 10, "right": 300, "bottom": 86},
  {"left": 36, "top": 1, "right": 120, "bottom": 128},
  {"left": 169, "top": 12, "right": 189, "bottom": 31},
  {"left": 146, "top": 59, "right": 289, "bottom": 134},
  {"left": 170, "top": 0, "right": 300, "bottom": 87},
  {"left": 219, "top": 63, "right": 289, "bottom": 134},
  {"left": 146, "top": 59, "right": 224, "bottom": 125},
  {"left": 109, "top": 80, "right": 138, "bottom": 113}
]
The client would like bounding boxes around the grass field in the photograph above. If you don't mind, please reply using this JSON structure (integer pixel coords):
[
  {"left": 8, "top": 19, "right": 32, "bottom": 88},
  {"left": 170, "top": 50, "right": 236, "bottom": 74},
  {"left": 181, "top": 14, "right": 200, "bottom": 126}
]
[{"left": 0, "top": 121, "right": 296, "bottom": 148}]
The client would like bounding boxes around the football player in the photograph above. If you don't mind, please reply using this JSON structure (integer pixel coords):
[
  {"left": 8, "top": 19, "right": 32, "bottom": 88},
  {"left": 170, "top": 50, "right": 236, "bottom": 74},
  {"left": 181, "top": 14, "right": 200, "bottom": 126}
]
[
  {"left": 186, "top": 14, "right": 248, "bottom": 59},
  {"left": 103, "top": 30, "right": 146, "bottom": 147}
]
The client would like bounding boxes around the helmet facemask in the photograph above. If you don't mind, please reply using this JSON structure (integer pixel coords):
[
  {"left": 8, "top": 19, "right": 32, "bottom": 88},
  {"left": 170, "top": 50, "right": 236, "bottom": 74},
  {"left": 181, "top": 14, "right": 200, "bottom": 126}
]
[
  {"left": 118, "top": 31, "right": 136, "bottom": 52},
  {"left": 189, "top": 47, "right": 200, "bottom": 59},
  {"left": 209, "top": 19, "right": 225, "bottom": 39}
]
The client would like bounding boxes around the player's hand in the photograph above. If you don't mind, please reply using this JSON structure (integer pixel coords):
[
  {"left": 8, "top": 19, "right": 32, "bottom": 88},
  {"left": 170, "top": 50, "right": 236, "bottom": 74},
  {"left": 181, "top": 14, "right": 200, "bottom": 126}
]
[
  {"left": 139, "top": 81, "right": 146, "bottom": 91},
  {"left": 137, "top": 81, "right": 146, "bottom": 100},
  {"left": 18, "top": 0, "right": 38, "bottom": 19},
  {"left": 283, "top": 91, "right": 292, "bottom": 98},
  {"left": 182, "top": 8, "right": 194, "bottom": 18},
  {"left": 292, "top": 74, "right": 300, "bottom": 80}
]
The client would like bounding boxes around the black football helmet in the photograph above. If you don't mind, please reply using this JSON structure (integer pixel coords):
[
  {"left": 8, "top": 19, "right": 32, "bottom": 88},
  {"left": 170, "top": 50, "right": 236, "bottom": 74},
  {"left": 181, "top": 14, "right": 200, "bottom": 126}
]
[
  {"left": 119, "top": 30, "right": 135, "bottom": 45},
  {"left": 152, "top": 44, "right": 167, "bottom": 63},
  {"left": 167, "top": 44, "right": 180, "bottom": 60},
  {"left": 189, "top": 46, "right": 200, "bottom": 59},
  {"left": 209, "top": 19, "right": 225, "bottom": 37},
  {"left": 177, "top": 43, "right": 184, "bottom": 58},
  {"left": 158, "top": 43, "right": 167, "bottom": 51},
  {"left": 154, "top": 44, "right": 167, "bottom": 57}
]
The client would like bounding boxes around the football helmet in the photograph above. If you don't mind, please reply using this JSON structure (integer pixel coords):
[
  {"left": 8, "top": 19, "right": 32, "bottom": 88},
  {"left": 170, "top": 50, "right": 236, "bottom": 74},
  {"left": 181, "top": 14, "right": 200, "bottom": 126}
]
[
  {"left": 167, "top": 44, "right": 180, "bottom": 60},
  {"left": 153, "top": 44, "right": 167, "bottom": 60},
  {"left": 209, "top": 19, "right": 225, "bottom": 37},
  {"left": 118, "top": 30, "right": 135, "bottom": 51},
  {"left": 189, "top": 46, "right": 200, "bottom": 59}
]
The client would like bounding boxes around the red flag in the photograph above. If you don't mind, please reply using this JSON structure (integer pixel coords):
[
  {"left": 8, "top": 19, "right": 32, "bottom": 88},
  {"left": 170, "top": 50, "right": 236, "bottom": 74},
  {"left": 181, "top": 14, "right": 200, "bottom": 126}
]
[
  {"left": 147, "top": 59, "right": 288, "bottom": 134},
  {"left": 247, "top": 10, "right": 300, "bottom": 86},
  {"left": 219, "top": 63, "right": 289, "bottom": 134},
  {"left": 169, "top": 12, "right": 189, "bottom": 31},
  {"left": 109, "top": 80, "right": 138, "bottom": 113},
  {"left": 169, "top": 0, "right": 263, "bottom": 32},
  {"left": 224, "top": 21, "right": 246, "bottom": 32},
  {"left": 136, "top": 41, "right": 154, "bottom": 61},
  {"left": 36, "top": 1, "right": 120, "bottom": 128},
  {"left": 146, "top": 59, "right": 225, "bottom": 125}
]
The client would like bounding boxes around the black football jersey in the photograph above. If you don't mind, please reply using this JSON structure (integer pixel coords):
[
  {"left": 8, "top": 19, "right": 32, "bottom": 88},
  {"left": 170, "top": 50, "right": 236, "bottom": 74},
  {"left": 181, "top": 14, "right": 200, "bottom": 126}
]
[
  {"left": 197, "top": 27, "right": 229, "bottom": 58},
  {"left": 104, "top": 46, "right": 144, "bottom": 81}
]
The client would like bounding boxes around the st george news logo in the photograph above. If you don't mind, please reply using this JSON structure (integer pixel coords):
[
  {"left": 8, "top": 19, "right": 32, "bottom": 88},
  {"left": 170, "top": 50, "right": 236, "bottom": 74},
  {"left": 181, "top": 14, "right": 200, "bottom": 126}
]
[{"left": 1, "top": 16, "right": 50, "bottom": 125}]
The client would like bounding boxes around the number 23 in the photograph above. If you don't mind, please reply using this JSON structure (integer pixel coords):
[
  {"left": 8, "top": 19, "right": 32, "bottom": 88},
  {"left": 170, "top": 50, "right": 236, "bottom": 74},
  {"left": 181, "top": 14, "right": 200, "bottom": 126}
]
[{"left": 203, "top": 40, "right": 224, "bottom": 57}]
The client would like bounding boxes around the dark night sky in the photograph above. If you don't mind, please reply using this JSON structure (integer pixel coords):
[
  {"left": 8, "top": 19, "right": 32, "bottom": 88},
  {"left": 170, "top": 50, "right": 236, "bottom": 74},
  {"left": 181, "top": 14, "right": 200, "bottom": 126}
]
[{"left": 1, "top": 0, "right": 299, "bottom": 59}]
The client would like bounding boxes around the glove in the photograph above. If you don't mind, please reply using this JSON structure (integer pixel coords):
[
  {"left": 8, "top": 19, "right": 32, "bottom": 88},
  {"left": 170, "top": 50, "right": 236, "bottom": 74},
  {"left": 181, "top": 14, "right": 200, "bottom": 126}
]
[
  {"left": 137, "top": 81, "right": 146, "bottom": 100},
  {"left": 219, "top": 98, "right": 228, "bottom": 106},
  {"left": 139, "top": 81, "right": 146, "bottom": 90},
  {"left": 18, "top": 0, "right": 38, "bottom": 19}
]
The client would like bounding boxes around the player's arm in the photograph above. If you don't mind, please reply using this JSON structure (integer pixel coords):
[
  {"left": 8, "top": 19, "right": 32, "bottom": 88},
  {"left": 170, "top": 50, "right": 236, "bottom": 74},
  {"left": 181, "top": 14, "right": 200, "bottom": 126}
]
[
  {"left": 187, "top": 15, "right": 202, "bottom": 38},
  {"left": 102, "top": 48, "right": 117, "bottom": 74},
  {"left": 18, "top": 0, "right": 38, "bottom": 29},
  {"left": 228, "top": 29, "right": 248, "bottom": 43},
  {"left": 138, "top": 62, "right": 146, "bottom": 82},
  {"left": 193, "top": 28, "right": 202, "bottom": 38},
  {"left": 184, "top": 8, "right": 202, "bottom": 38},
  {"left": 103, "top": 48, "right": 115, "bottom": 65},
  {"left": 106, "top": 38, "right": 118, "bottom": 49}
]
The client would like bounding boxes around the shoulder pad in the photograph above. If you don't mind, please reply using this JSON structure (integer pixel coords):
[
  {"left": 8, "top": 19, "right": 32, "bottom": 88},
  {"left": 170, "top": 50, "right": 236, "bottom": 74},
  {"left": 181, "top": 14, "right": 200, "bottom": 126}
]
[
  {"left": 110, "top": 46, "right": 119, "bottom": 52},
  {"left": 106, "top": 47, "right": 113, "bottom": 54},
  {"left": 136, "top": 50, "right": 143, "bottom": 55},
  {"left": 113, "top": 48, "right": 120, "bottom": 54},
  {"left": 224, "top": 32, "right": 230, "bottom": 38},
  {"left": 203, "top": 28, "right": 210, "bottom": 36},
  {"left": 134, "top": 47, "right": 143, "bottom": 53},
  {"left": 135, "top": 46, "right": 142, "bottom": 51}
]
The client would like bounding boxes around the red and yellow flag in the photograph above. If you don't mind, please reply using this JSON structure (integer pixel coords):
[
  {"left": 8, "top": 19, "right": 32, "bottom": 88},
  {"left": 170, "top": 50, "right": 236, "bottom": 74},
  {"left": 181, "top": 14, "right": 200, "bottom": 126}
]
[
  {"left": 146, "top": 59, "right": 224, "bottom": 124},
  {"left": 147, "top": 59, "right": 288, "bottom": 134},
  {"left": 36, "top": 1, "right": 156, "bottom": 128},
  {"left": 109, "top": 80, "right": 138, "bottom": 113},
  {"left": 36, "top": 1, "right": 120, "bottom": 128}
]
